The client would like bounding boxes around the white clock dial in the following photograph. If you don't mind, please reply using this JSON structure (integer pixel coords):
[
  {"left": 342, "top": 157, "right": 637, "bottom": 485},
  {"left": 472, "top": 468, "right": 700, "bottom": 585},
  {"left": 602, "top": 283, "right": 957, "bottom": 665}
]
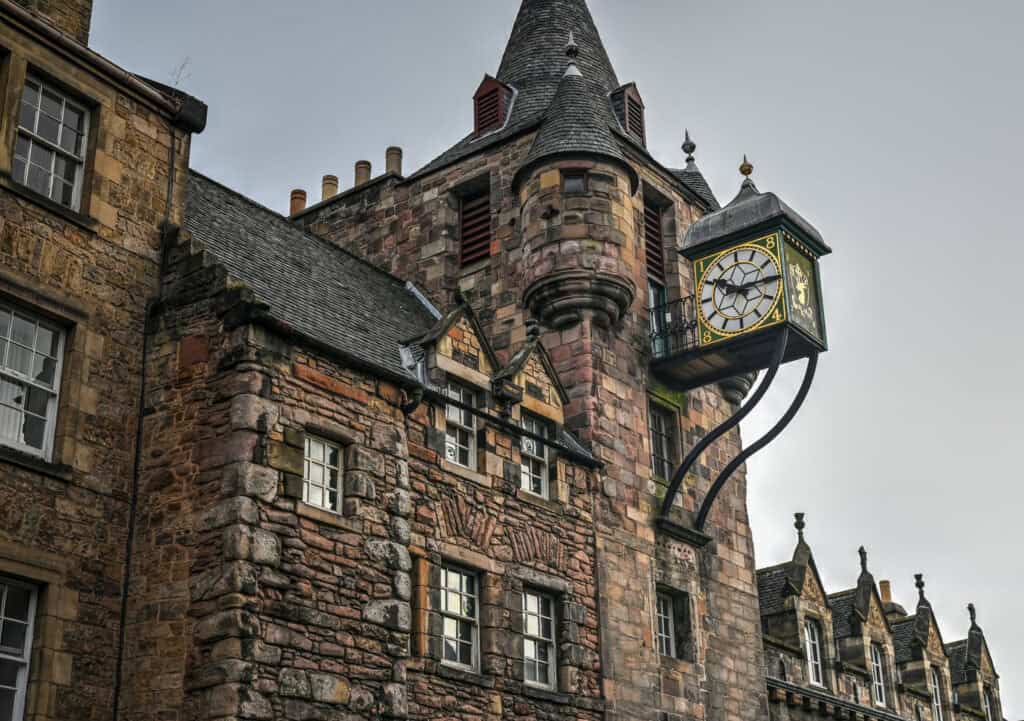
[{"left": 698, "top": 246, "right": 782, "bottom": 335}]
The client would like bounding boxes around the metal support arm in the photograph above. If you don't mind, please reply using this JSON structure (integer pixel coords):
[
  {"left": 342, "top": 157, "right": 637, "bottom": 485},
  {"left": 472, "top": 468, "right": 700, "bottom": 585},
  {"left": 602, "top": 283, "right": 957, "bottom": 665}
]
[
  {"left": 659, "top": 328, "right": 790, "bottom": 519},
  {"left": 694, "top": 352, "right": 819, "bottom": 531}
]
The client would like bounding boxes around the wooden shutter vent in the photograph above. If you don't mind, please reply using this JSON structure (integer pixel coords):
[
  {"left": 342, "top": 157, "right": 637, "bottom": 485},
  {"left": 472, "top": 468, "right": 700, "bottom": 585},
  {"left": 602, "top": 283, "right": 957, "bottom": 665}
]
[
  {"left": 612, "top": 84, "right": 647, "bottom": 147},
  {"left": 460, "top": 190, "right": 491, "bottom": 266},
  {"left": 645, "top": 203, "right": 665, "bottom": 282},
  {"left": 474, "top": 77, "right": 510, "bottom": 136}
]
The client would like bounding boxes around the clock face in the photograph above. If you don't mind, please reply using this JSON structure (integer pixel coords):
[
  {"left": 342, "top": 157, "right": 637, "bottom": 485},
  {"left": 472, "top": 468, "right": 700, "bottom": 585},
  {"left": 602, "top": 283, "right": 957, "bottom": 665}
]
[{"left": 697, "top": 243, "right": 783, "bottom": 338}]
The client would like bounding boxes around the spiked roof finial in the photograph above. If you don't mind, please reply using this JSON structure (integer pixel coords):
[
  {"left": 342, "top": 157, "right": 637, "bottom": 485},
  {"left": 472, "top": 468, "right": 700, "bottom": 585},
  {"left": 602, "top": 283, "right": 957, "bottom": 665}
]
[
  {"left": 968, "top": 603, "right": 979, "bottom": 629},
  {"left": 859, "top": 546, "right": 868, "bottom": 574},
  {"left": 794, "top": 512, "right": 806, "bottom": 541},
  {"left": 563, "top": 31, "right": 583, "bottom": 78},
  {"left": 740, "top": 154, "right": 754, "bottom": 178},
  {"left": 915, "top": 574, "right": 926, "bottom": 602},
  {"left": 682, "top": 129, "right": 697, "bottom": 163}
]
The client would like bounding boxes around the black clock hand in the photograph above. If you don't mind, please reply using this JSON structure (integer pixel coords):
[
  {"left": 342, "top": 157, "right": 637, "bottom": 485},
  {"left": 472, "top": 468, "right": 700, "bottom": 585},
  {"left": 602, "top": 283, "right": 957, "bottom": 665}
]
[{"left": 735, "top": 275, "right": 781, "bottom": 292}]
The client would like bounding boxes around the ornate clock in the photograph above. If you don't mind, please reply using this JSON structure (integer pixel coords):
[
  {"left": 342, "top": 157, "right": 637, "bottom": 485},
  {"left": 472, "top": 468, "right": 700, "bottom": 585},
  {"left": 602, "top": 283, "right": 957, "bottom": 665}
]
[{"left": 649, "top": 160, "right": 831, "bottom": 392}]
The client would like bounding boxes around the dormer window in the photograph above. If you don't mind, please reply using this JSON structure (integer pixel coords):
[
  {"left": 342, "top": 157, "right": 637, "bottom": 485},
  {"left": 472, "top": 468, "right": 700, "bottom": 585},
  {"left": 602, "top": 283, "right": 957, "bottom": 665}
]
[
  {"left": 611, "top": 83, "right": 646, "bottom": 146},
  {"left": 473, "top": 76, "right": 512, "bottom": 136}
]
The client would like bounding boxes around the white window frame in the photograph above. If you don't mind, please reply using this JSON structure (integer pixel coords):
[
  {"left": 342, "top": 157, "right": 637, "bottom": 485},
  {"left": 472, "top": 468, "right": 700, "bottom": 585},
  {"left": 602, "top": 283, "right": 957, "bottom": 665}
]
[
  {"left": 930, "top": 666, "right": 945, "bottom": 721},
  {"left": 302, "top": 435, "right": 343, "bottom": 513},
  {"left": 804, "top": 618, "right": 825, "bottom": 687},
  {"left": 656, "top": 592, "right": 677, "bottom": 658},
  {"left": 983, "top": 686, "right": 994, "bottom": 721},
  {"left": 444, "top": 381, "right": 477, "bottom": 470},
  {"left": 871, "top": 642, "right": 887, "bottom": 706},
  {"left": 522, "top": 589, "right": 556, "bottom": 689},
  {"left": 14, "top": 76, "right": 90, "bottom": 212},
  {"left": 0, "top": 576, "right": 38, "bottom": 721},
  {"left": 0, "top": 304, "right": 65, "bottom": 460},
  {"left": 520, "top": 413, "right": 551, "bottom": 499},
  {"left": 438, "top": 564, "right": 478, "bottom": 672}
]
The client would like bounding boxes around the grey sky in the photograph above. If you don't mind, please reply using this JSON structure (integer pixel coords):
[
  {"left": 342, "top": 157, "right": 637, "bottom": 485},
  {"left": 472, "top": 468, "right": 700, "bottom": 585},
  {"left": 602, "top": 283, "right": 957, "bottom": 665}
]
[{"left": 91, "top": 1, "right": 1024, "bottom": 714}]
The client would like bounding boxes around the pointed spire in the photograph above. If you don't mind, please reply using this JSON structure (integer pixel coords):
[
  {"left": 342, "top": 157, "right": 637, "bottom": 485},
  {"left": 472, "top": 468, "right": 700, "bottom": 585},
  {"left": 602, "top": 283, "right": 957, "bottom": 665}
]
[{"left": 859, "top": 546, "right": 868, "bottom": 574}]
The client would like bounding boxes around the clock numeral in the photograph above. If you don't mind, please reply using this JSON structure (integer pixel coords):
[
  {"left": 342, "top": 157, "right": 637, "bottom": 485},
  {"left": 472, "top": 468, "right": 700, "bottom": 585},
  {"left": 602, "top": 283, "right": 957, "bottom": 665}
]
[
  {"left": 773, "top": 309, "right": 783, "bottom": 322},
  {"left": 766, "top": 236, "right": 776, "bottom": 250},
  {"left": 702, "top": 331, "right": 713, "bottom": 345}
]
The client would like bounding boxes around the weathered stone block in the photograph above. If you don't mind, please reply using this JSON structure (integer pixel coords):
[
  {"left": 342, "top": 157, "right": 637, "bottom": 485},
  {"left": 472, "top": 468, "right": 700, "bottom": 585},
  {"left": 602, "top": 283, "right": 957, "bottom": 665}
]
[
  {"left": 308, "top": 672, "right": 350, "bottom": 704},
  {"left": 199, "top": 497, "right": 259, "bottom": 531},
  {"left": 347, "top": 445, "right": 384, "bottom": 477},
  {"left": 278, "top": 668, "right": 310, "bottom": 698},
  {"left": 366, "top": 540, "right": 411, "bottom": 571},
  {"left": 363, "top": 600, "right": 411, "bottom": 631},
  {"left": 267, "top": 440, "right": 304, "bottom": 476},
  {"left": 195, "top": 610, "right": 260, "bottom": 642}
]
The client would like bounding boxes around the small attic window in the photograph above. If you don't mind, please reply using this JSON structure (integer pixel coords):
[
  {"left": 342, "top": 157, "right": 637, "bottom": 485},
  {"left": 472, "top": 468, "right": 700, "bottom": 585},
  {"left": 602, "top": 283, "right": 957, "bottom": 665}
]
[
  {"left": 611, "top": 84, "right": 646, "bottom": 146},
  {"left": 474, "top": 77, "right": 512, "bottom": 136}
]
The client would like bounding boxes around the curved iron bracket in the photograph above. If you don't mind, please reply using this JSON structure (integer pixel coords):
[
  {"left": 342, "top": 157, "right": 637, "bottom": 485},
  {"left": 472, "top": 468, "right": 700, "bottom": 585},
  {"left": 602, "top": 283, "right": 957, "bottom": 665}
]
[
  {"left": 659, "top": 328, "right": 790, "bottom": 519},
  {"left": 694, "top": 352, "right": 819, "bottom": 531}
]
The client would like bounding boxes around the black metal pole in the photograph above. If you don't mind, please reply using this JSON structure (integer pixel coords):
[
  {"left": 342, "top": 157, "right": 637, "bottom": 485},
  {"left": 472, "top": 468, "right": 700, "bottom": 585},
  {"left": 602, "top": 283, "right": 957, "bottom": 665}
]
[
  {"left": 695, "top": 352, "right": 819, "bottom": 531},
  {"left": 659, "top": 327, "right": 790, "bottom": 518}
]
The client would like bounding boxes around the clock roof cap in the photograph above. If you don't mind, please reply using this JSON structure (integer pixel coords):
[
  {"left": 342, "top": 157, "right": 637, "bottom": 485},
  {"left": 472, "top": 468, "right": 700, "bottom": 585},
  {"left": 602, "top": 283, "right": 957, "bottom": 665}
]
[{"left": 684, "top": 171, "right": 831, "bottom": 255}]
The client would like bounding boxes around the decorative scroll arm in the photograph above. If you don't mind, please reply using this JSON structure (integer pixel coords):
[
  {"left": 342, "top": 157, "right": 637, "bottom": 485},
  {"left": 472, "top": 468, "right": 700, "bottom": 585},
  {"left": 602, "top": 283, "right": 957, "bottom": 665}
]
[
  {"left": 694, "top": 352, "right": 819, "bottom": 531},
  {"left": 658, "top": 327, "right": 790, "bottom": 519}
]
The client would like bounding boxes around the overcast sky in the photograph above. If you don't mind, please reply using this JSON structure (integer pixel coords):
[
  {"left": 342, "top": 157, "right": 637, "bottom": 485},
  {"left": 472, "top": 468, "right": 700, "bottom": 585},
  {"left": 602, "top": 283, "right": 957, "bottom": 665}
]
[{"left": 91, "top": 1, "right": 1023, "bottom": 714}]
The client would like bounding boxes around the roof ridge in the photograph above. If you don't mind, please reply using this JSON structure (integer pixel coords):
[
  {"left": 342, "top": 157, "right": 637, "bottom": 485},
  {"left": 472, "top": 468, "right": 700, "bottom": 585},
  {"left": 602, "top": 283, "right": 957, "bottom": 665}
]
[{"left": 187, "top": 169, "right": 421, "bottom": 294}]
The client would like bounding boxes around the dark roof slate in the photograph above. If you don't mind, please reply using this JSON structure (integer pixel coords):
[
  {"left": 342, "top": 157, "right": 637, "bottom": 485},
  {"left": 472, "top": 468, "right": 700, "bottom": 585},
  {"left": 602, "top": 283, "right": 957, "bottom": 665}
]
[
  {"left": 891, "top": 617, "right": 918, "bottom": 664},
  {"left": 757, "top": 564, "right": 793, "bottom": 616},
  {"left": 829, "top": 591, "right": 858, "bottom": 639},
  {"left": 184, "top": 171, "right": 436, "bottom": 380},
  {"left": 670, "top": 166, "right": 721, "bottom": 211},
  {"left": 947, "top": 640, "right": 969, "bottom": 684}
]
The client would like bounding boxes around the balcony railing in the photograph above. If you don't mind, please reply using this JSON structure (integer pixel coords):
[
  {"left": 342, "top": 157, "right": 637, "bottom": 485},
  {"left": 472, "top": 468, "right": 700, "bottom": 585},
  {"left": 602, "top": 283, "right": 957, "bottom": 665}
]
[{"left": 650, "top": 296, "right": 698, "bottom": 360}]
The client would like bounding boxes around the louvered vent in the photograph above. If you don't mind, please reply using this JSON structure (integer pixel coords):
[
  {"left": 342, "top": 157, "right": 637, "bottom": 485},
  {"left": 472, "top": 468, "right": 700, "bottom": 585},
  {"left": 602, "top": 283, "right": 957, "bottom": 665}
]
[
  {"left": 645, "top": 204, "right": 665, "bottom": 282},
  {"left": 460, "top": 191, "right": 491, "bottom": 266},
  {"left": 626, "top": 96, "right": 646, "bottom": 145},
  {"left": 476, "top": 88, "right": 502, "bottom": 135}
]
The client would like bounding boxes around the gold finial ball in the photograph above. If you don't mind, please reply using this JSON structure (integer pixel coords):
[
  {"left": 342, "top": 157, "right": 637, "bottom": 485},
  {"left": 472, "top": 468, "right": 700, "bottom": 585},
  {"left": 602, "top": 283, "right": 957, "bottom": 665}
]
[{"left": 739, "top": 154, "right": 754, "bottom": 177}]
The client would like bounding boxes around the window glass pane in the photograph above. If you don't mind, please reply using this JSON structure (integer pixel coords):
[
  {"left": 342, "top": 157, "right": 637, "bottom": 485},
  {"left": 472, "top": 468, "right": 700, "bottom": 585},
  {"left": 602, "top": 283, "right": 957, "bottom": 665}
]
[
  {"left": 327, "top": 445, "right": 340, "bottom": 467},
  {"left": 32, "top": 354, "right": 57, "bottom": 389},
  {"left": 37, "top": 114, "right": 60, "bottom": 144},
  {"left": 0, "top": 310, "right": 9, "bottom": 338},
  {"left": 34, "top": 324, "right": 57, "bottom": 357},
  {"left": 25, "top": 387, "right": 49, "bottom": 417},
  {"left": 0, "top": 620, "right": 26, "bottom": 652},
  {"left": 18, "top": 101, "right": 35, "bottom": 132},
  {"left": 10, "top": 317, "right": 34, "bottom": 348},
  {"left": 4, "top": 586, "right": 31, "bottom": 622},
  {"left": 308, "top": 439, "right": 323, "bottom": 463},
  {"left": 22, "top": 415, "right": 45, "bottom": 449},
  {"left": 306, "top": 485, "right": 323, "bottom": 509},
  {"left": 27, "top": 164, "right": 50, "bottom": 196},
  {"left": 40, "top": 90, "right": 61, "bottom": 120},
  {"left": 63, "top": 104, "right": 83, "bottom": 131},
  {"left": 13, "top": 137, "right": 29, "bottom": 163},
  {"left": 0, "top": 379, "right": 23, "bottom": 406},
  {"left": 0, "top": 407, "right": 21, "bottom": 446},
  {"left": 7, "top": 345, "right": 32, "bottom": 376},
  {"left": 458, "top": 639, "right": 473, "bottom": 666},
  {"left": 0, "top": 688, "right": 14, "bottom": 721},
  {"left": 21, "top": 81, "right": 39, "bottom": 109},
  {"left": 0, "top": 659, "right": 17, "bottom": 687},
  {"left": 11, "top": 159, "right": 26, "bottom": 186}
]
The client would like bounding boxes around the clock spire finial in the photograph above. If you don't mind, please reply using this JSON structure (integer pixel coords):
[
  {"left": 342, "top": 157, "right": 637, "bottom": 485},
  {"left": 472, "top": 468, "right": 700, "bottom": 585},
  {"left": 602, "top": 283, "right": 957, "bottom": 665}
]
[
  {"left": 740, "top": 154, "right": 754, "bottom": 178},
  {"left": 683, "top": 129, "right": 697, "bottom": 164}
]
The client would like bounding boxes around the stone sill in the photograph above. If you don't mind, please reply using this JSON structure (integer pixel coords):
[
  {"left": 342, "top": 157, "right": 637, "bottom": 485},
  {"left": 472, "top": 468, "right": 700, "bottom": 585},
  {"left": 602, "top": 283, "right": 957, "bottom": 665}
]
[
  {"left": 514, "top": 487, "right": 562, "bottom": 513},
  {"left": 296, "top": 501, "right": 363, "bottom": 532},
  {"left": 441, "top": 459, "right": 491, "bottom": 488},
  {"left": 436, "top": 663, "right": 495, "bottom": 689},
  {"left": 0, "top": 173, "right": 98, "bottom": 234},
  {"left": 523, "top": 684, "right": 571, "bottom": 705},
  {"left": 0, "top": 445, "right": 73, "bottom": 483}
]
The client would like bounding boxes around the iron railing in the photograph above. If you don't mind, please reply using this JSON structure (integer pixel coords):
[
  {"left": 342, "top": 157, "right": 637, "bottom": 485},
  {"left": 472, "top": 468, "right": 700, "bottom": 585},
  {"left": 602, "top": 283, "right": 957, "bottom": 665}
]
[{"left": 649, "top": 296, "right": 698, "bottom": 360}]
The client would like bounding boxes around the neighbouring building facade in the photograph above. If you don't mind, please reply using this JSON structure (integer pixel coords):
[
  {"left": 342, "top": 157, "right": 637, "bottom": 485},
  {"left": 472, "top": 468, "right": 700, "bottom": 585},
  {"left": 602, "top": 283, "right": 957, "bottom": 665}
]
[{"left": 0, "top": 1, "right": 1009, "bottom": 721}]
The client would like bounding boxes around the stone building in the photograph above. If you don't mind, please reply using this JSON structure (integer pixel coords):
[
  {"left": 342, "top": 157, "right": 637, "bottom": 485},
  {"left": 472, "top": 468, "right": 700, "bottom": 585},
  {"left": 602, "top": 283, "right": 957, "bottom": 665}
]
[{"left": 0, "top": 1, "right": 1009, "bottom": 721}]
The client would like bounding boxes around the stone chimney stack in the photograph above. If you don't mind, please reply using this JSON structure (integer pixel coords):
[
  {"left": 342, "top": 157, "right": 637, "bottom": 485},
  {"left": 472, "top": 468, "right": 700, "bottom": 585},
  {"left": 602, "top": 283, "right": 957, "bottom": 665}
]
[
  {"left": 355, "top": 161, "right": 372, "bottom": 186},
  {"left": 17, "top": 0, "right": 95, "bottom": 45},
  {"left": 879, "top": 580, "right": 892, "bottom": 603},
  {"left": 289, "top": 189, "right": 307, "bottom": 216},
  {"left": 386, "top": 147, "right": 403, "bottom": 176},
  {"left": 321, "top": 175, "right": 339, "bottom": 202}
]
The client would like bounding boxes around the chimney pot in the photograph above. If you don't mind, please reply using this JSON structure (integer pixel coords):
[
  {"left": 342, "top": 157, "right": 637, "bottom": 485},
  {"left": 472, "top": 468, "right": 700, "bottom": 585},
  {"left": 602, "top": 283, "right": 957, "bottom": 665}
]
[
  {"left": 386, "top": 146, "right": 404, "bottom": 176},
  {"left": 290, "top": 189, "right": 307, "bottom": 216},
  {"left": 355, "top": 160, "right": 372, "bottom": 186},
  {"left": 879, "top": 580, "right": 893, "bottom": 604},
  {"left": 321, "top": 174, "right": 339, "bottom": 201}
]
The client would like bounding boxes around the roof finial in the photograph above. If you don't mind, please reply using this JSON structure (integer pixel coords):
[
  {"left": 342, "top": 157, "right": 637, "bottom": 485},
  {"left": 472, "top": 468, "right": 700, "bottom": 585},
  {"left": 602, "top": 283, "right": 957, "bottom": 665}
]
[
  {"left": 563, "top": 31, "right": 582, "bottom": 78},
  {"left": 968, "top": 603, "right": 979, "bottom": 629},
  {"left": 682, "top": 129, "right": 697, "bottom": 164},
  {"left": 566, "top": 31, "right": 579, "bottom": 60},
  {"left": 794, "top": 512, "right": 806, "bottom": 541},
  {"left": 915, "top": 574, "right": 926, "bottom": 602},
  {"left": 526, "top": 318, "right": 541, "bottom": 340},
  {"left": 740, "top": 154, "right": 754, "bottom": 178},
  {"left": 859, "top": 546, "right": 868, "bottom": 574}
]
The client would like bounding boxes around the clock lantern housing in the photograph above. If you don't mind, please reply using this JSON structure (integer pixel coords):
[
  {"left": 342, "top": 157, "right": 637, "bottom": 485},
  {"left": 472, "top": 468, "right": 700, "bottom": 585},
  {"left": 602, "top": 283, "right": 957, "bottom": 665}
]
[{"left": 651, "top": 174, "right": 831, "bottom": 392}]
